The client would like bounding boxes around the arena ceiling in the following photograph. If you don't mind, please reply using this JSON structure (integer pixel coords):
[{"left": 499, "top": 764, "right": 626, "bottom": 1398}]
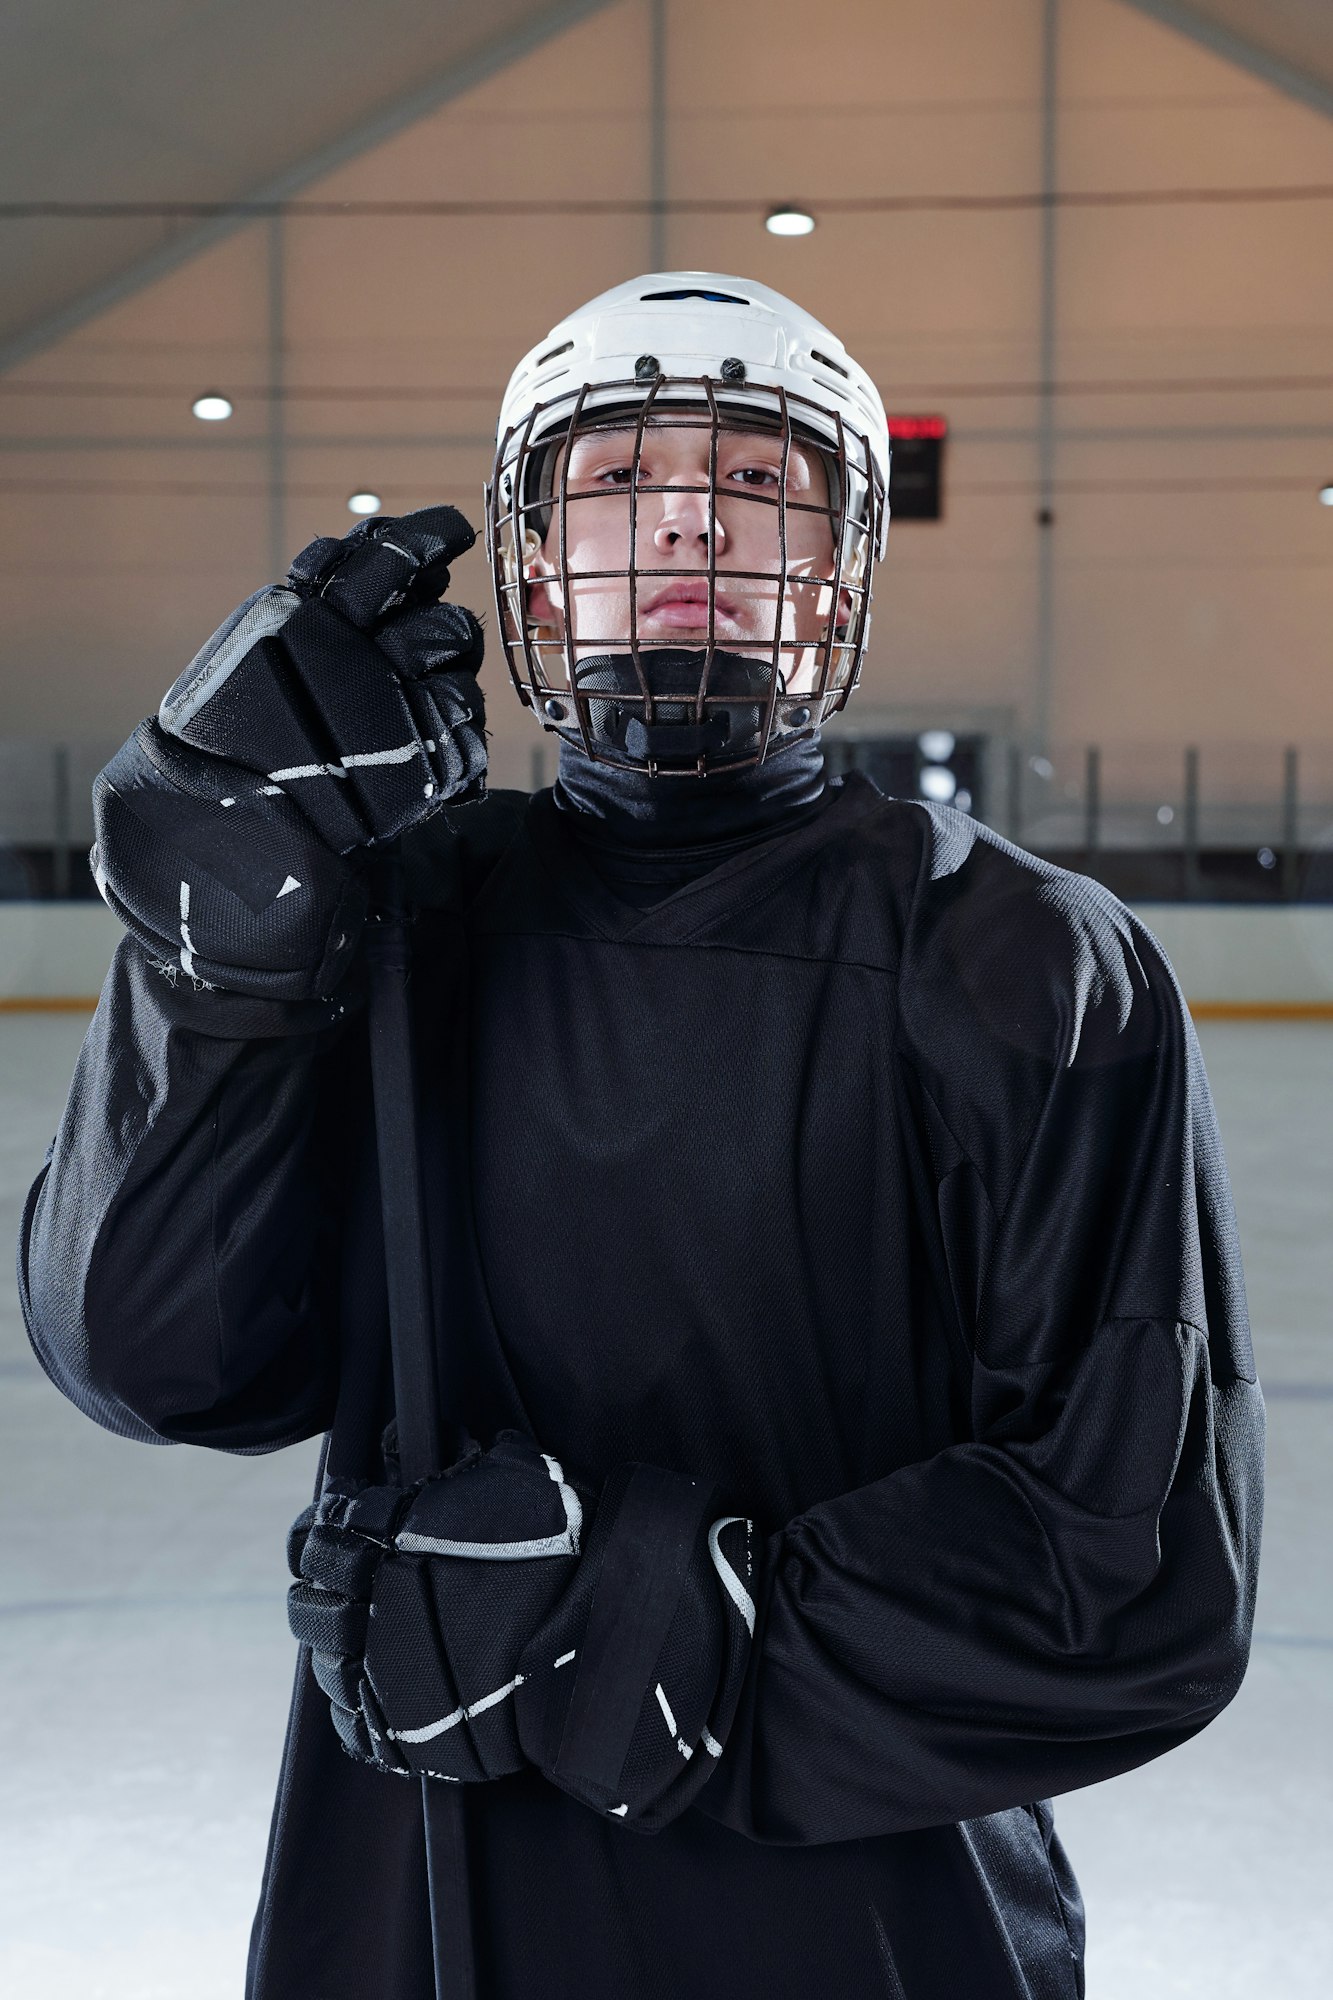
[
  {"left": 0, "top": 0, "right": 617, "bottom": 365},
  {"left": 1, "top": 0, "right": 1331, "bottom": 372},
  {"left": 1120, "top": 1, "right": 1333, "bottom": 118}
]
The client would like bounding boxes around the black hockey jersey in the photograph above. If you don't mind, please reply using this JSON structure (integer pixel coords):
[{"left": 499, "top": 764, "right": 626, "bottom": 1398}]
[{"left": 20, "top": 774, "right": 1263, "bottom": 1999}]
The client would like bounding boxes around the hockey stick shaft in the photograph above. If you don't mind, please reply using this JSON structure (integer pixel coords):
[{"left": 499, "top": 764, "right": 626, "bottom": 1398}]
[
  {"left": 365, "top": 857, "right": 443, "bottom": 1483},
  {"left": 365, "top": 847, "right": 477, "bottom": 2000}
]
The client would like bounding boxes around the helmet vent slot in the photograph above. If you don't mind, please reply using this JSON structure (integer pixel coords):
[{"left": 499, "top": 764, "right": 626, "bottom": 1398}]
[
  {"left": 810, "top": 348, "right": 849, "bottom": 379},
  {"left": 640, "top": 288, "right": 749, "bottom": 305},
  {"left": 536, "top": 340, "right": 574, "bottom": 368}
]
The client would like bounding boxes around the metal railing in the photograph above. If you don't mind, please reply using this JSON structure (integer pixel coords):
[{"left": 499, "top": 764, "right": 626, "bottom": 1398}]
[
  {"left": 824, "top": 734, "right": 1333, "bottom": 901},
  {"left": 991, "top": 740, "right": 1333, "bottom": 900},
  {"left": 4, "top": 735, "right": 1333, "bottom": 901},
  {"left": 0, "top": 739, "right": 119, "bottom": 899}
]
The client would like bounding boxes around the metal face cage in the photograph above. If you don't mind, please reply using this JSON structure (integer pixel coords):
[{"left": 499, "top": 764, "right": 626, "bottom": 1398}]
[{"left": 485, "top": 372, "right": 885, "bottom": 777}]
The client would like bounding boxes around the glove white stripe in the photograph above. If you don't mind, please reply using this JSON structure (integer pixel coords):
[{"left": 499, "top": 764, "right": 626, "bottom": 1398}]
[
  {"left": 390, "top": 1671, "right": 526, "bottom": 1745},
  {"left": 540, "top": 1451, "right": 585, "bottom": 1554},
  {"left": 655, "top": 1681, "right": 694, "bottom": 1760},
  {"left": 701, "top": 1727, "right": 724, "bottom": 1758},
  {"left": 394, "top": 1453, "right": 583, "bottom": 1562},
  {"left": 394, "top": 1528, "right": 577, "bottom": 1561},
  {"left": 708, "top": 1516, "right": 756, "bottom": 1636},
  {"left": 178, "top": 880, "right": 196, "bottom": 975},
  {"left": 390, "top": 1704, "right": 464, "bottom": 1744},
  {"left": 267, "top": 740, "right": 425, "bottom": 785},
  {"left": 341, "top": 743, "right": 426, "bottom": 770}
]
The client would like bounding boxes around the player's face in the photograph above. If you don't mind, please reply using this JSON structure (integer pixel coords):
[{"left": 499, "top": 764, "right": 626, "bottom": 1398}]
[{"left": 522, "top": 418, "right": 849, "bottom": 694}]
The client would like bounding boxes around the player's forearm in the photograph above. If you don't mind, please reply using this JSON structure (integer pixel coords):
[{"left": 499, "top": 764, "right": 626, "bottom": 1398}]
[
  {"left": 695, "top": 1321, "right": 1262, "bottom": 1847},
  {"left": 19, "top": 935, "right": 351, "bottom": 1451}
]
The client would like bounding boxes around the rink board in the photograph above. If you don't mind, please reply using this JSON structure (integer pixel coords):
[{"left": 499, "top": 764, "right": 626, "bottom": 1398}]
[{"left": 2, "top": 901, "right": 1333, "bottom": 1014}]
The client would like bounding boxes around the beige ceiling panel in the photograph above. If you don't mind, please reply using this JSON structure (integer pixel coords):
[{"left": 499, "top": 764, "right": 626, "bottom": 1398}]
[
  {"left": 0, "top": 0, "right": 617, "bottom": 362},
  {"left": 1118, "top": 1, "right": 1333, "bottom": 117}
]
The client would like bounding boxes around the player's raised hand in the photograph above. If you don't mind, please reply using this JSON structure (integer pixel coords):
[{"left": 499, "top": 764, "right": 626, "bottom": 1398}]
[
  {"left": 160, "top": 504, "right": 487, "bottom": 851},
  {"left": 90, "top": 506, "right": 488, "bottom": 1001}
]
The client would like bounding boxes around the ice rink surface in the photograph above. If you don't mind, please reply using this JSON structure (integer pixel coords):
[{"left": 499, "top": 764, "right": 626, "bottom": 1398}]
[{"left": 1, "top": 1011, "right": 1329, "bottom": 1999}]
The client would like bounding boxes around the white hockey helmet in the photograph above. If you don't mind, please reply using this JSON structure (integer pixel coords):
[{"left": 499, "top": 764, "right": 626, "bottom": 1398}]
[{"left": 485, "top": 272, "right": 892, "bottom": 774}]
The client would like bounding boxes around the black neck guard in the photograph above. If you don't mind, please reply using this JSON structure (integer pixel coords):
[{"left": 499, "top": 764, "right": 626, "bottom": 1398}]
[{"left": 553, "top": 728, "right": 827, "bottom": 851}]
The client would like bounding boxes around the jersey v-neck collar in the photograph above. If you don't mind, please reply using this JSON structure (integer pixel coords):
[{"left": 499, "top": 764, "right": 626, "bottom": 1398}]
[{"left": 517, "top": 772, "right": 884, "bottom": 945}]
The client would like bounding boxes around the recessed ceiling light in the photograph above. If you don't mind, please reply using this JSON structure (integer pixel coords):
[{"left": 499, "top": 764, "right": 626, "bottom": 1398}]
[
  {"left": 1320, "top": 482, "right": 1333, "bottom": 506},
  {"left": 347, "top": 491, "right": 382, "bottom": 516},
  {"left": 765, "top": 207, "right": 816, "bottom": 237},
  {"left": 191, "top": 393, "right": 233, "bottom": 422}
]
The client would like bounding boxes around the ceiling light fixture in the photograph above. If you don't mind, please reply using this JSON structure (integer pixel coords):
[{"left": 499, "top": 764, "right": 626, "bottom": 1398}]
[
  {"left": 1320, "top": 482, "right": 1333, "bottom": 506},
  {"left": 191, "top": 393, "right": 233, "bottom": 422},
  {"left": 347, "top": 490, "right": 382, "bottom": 516},
  {"left": 765, "top": 206, "right": 816, "bottom": 237}
]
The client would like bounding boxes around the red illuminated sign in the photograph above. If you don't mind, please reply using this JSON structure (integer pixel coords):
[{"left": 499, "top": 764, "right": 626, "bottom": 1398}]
[{"left": 887, "top": 415, "right": 948, "bottom": 441}]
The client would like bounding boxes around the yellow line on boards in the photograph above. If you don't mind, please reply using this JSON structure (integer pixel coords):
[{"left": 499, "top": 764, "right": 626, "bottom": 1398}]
[
  {"left": 1188, "top": 1002, "right": 1333, "bottom": 1021},
  {"left": 0, "top": 997, "right": 99, "bottom": 1013}
]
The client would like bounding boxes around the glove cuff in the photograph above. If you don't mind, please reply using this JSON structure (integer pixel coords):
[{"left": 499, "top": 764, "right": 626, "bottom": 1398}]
[
  {"left": 516, "top": 1463, "right": 762, "bottom": 1831},
  {"left": 553, "top": 1464, "right": 717, "bottom": 1797}
]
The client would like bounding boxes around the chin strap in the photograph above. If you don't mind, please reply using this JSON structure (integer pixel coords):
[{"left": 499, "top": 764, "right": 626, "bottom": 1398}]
[{"left": 557, "top": 647, "right": 815, "bottom": 774}]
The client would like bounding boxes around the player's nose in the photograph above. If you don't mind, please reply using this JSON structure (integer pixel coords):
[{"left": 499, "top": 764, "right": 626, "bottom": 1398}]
[{"left": 649, "top": 484, "right": 724, "bottom": 555}]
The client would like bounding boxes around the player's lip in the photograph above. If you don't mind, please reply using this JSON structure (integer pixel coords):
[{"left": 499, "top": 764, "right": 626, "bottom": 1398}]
[{"left": 640, "top": 579, "right": 738, "bottom": 619}]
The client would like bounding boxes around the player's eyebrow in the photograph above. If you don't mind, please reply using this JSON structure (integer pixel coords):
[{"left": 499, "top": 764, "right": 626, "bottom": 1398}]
[{"left": 563, "top": 428, "right": 639, "bottom": 469}]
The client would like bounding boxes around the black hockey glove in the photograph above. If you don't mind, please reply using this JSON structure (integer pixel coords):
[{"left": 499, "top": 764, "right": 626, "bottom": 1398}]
[
  {"left": 287, "top": 1439, "right": 760, "bottom": 1830},
  {"left": 287, "top": 1431, "right": 590, "bottom": 1782},
  {"left": 90, "top": 505, "right": 486, "bottom": 1000}
]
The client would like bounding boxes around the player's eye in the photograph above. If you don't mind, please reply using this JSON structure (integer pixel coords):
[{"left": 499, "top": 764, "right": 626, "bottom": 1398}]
[
  {"left": 729, "top": 465, "right": 782, "bottom": 488},
  {"left": 566, "top": 450, "right": 640, "bottom": 489}
]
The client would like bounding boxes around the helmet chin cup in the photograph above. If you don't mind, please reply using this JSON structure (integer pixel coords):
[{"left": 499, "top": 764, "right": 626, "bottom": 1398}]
[
  {"left": 624, "top": 705, "right": 731, "bottom": 765},
  {"left": 560, "top": 649, "right": 803, "bottom": 773}
]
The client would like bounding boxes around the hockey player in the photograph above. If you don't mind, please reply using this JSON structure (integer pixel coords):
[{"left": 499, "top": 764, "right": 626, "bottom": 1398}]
[{"left": 20, "top": 274, "right": 1263, "bottom": 1999}]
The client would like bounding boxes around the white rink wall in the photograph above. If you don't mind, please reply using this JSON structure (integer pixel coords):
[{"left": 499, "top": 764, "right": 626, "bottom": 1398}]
[
  {"left": 1132, "top": 906, "right": 1333, "bottom": 1009},
  {"left": 0, "top": 904, "right": 126, "bottom": 1005},
  {"left": 3, "top": 900, "right": 1333, "bottom": 1010}
]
